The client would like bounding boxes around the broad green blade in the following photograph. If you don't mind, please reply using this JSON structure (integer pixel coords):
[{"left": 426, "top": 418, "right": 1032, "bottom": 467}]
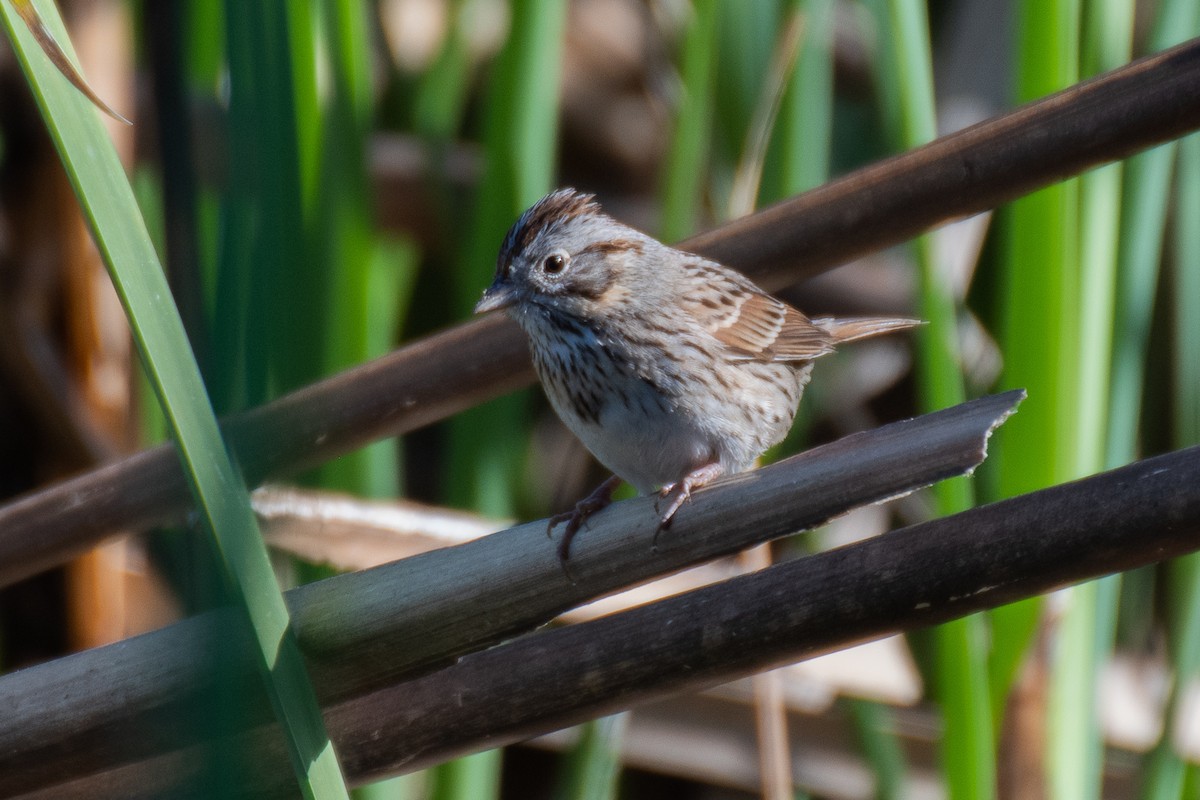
[
  {"left": 1141, "top": 129, "right": 1200, "bottom": 800},
  {"left": 444, "top": 0, "right": 569, "bottom": 520},
  {"left": 432, "top": 750, "right": 503, "bottom": 800},
  {"left": 439, "top": 0, "right": 570, "bottom": 791},
  {"left": 555, "top": 714, "right": 629, "bottom": 800},
  {"left": 0, "top": 3, "right": 348, "bottom": 797},
  {"left": 660, "top": 0, "right": 719, "bottom": 242},
  {"left": 990, "top": 0, "right": 1081, "bottom": 749},
  {"left": 313, "top": 0, "right": 409, "bottom": 500},
  {"left": 1046, "top": 2, "right": 1133, "bottom": 797},
  {"left": 761, "top": 0, "right": 835, "bottom": 201},
  {"left": 875, "top": 2, "right": 989, "bottom": 797},
  {"left": 847, "top": 699, "right": 906, "bottom": 800}
]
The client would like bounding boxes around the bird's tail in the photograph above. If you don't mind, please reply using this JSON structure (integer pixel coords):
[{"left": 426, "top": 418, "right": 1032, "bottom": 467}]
[{"left": 812, "top": 316, "right": 925, "bottom": 344}]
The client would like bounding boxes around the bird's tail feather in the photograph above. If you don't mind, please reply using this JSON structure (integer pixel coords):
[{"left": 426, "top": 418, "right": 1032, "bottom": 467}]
[{"left": 812, "top": 316, "right": 925, "bottom": 344}]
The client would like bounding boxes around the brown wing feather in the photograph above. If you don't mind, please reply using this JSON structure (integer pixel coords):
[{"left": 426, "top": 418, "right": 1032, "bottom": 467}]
[
  {"left": 680, "top": 256, "right": 847, "bottom": 362},
  {"left": 706, "top": 289, "right": 835, "bottom": 362}
]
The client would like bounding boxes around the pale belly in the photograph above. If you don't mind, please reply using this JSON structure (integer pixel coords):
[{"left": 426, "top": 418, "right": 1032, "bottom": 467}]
[
  {"left": 554, "top": 387, "right": 720, "bottom": 494},
  {"left": 531, "top": 335, "right": 806, "bottom": 494}
]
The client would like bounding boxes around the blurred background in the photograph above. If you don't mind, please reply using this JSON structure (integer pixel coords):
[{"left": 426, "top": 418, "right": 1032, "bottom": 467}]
[{"left": 0, "top": 0, "right": 1198, "bottom": 798}]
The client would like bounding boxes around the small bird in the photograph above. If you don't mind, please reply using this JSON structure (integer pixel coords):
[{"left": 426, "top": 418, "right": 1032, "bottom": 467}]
[{"left": 475, "top": 188, "right": 920, "bottom": 561}]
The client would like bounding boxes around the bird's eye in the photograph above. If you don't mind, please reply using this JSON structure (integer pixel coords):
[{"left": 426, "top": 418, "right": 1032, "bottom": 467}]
[{"left": 541, "top": 253, "right": 568, "bottom": 275}]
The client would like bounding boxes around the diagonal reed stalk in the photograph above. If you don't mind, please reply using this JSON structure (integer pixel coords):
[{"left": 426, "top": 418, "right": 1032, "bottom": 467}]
[
  {"left": 1, "top": 37, "right": 1199, "bottom": 591},
  {"left": 21, "top": 418, "right": 1200, "bottom": 800},
  {"left": 0, "top": 392, "right": 1020, "bottom": 797}
]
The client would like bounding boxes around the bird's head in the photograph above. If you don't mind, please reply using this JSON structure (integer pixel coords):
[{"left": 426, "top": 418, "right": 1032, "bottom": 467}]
[{"left": 475, "top": 188, "right": 648, "bottom": 322}]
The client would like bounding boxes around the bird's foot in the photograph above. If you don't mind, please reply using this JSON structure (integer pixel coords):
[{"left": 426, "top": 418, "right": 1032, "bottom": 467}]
[
  {"left": 548, "top": 475, "right": 624, "bottom": 571},
  {"left": 652, "top": 462, "right": 725, "bottom": 550}
]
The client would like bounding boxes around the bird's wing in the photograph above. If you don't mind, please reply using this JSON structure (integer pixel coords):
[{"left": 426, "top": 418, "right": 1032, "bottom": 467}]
[{"left": 683, "top": 259, "right": 835, "bottom": 362}]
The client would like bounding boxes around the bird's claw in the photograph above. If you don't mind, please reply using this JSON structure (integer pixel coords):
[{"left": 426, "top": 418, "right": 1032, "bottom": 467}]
[
  {"left": 651, "top": 482, "right": 688, "bottom": 551},
  {"left": 651, "top": 462, "right": 725, "bottom": 551},
  {"left": 548, "top": 507, "right": 590, "bottom": 562},
  {"left": 548, "top": 475, "right": 623, "bottom": 576},
  {"left": 546, "top": 508, "right": 578, "bottom": 539}
]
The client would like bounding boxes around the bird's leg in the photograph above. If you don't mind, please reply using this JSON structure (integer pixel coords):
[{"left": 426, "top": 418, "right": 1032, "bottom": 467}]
[
  {"left": 653, "top": 462, "right": 725, "bottom": 548},
  {"left": 548, "top": 474, "right": 624, "bottom": 565}
]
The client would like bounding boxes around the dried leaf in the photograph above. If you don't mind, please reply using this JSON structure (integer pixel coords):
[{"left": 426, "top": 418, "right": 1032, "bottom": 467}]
[{"left": 10, "top": 0, "right": 131, "bottom": 125}]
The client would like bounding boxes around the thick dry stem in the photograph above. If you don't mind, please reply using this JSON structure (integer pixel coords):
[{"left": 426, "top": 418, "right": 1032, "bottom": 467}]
[
  {"left": 16, "top": 435, "right": 1200, "bottom": 799},
  {"left": 1, "top": 38, "right": 1199, "bottom": 586},
  {"left": 0, "top": 393, "right": 1021, "bottom": 797}
]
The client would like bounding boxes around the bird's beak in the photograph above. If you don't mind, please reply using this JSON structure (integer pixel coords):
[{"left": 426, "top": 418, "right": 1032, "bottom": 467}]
[{"left": 474, "top": 281, "right": 517, "bottom": 314}]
